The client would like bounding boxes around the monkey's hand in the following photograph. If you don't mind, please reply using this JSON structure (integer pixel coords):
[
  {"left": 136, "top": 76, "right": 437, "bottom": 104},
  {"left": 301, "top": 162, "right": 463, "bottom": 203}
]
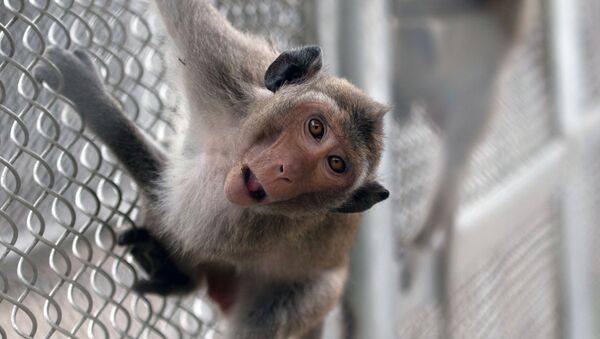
[
  {"left": 33, "top": 47, "right": 107, "bottom": 107},
  {"left": 117, "top": 228, "right": 196, "bottom": 296}
]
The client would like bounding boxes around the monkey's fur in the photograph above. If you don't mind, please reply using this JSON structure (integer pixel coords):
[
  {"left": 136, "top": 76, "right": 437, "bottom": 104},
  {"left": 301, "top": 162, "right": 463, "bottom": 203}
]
[{"left": 33, "top": 1, "right": 389, "bottom": 338}]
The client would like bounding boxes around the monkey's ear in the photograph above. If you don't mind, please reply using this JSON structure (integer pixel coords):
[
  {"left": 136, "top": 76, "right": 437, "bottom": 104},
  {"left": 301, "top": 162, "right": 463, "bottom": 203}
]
[
  {"left": 334, "top": 181, "right": 390, "bottom": 214},
  {"left": 264, "top": 45, "right": 323, "bottom": 92}
]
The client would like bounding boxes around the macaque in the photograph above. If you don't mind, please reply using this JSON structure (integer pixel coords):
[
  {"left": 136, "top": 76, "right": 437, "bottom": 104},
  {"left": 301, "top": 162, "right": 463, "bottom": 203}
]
[
  {"left": 392, "top": 0, "right": 527, "bottom": 337},
  {"left": 394, "top": 0, "right": 527, "bottom": 247},
  {"left": 33, "top": 0, "right": 389, "bottom": 338}
]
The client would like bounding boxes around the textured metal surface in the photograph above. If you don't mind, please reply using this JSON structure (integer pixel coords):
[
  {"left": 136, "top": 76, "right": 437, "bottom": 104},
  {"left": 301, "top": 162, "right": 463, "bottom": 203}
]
[
  {"left": 0, "top": 1, "right": 308, "bottom": 338},
  {"left": 397, "top": 200, "right": 562, "bottom": 339}
]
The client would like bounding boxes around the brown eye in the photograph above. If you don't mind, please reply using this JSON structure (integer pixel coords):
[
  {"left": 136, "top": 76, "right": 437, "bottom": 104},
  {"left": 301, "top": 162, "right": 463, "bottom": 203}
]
[
  {"left": 308, "top": 119, "right": 325, "bottom": 139},
  {"left": 328, "top": 156, "right": 346, "bottom": 173}
]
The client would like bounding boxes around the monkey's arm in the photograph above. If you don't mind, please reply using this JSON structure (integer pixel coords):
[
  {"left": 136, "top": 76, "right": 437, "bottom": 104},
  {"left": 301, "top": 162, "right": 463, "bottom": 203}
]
[
  {"left": 153, "top": 0, "right": 273, "bottom": 60},
  {"left": 33, "top": 48, "right": 165, "bottom": 195},
  {"left": 153, "top": 0, "right": 276, "bottom": 114}
]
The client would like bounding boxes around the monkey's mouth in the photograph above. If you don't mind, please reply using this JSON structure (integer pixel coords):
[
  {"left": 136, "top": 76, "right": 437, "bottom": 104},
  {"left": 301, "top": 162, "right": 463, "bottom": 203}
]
[{"left": 243, "top": 166, "right": 267, "bottom": 202}]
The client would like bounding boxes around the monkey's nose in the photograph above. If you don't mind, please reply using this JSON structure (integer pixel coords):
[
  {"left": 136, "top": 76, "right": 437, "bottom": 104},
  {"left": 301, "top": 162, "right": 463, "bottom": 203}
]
[{"left": 276, "top": 163, "right": 296, "bottom": 183}]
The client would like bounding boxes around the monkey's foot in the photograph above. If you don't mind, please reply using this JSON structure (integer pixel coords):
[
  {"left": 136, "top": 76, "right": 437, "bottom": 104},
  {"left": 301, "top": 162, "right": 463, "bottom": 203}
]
[
  {"left": 33, "top": 47, "right": 106, "bottom": 104},
  {"left": 117, "top": 228, "right": 195, "bottom": 296}
]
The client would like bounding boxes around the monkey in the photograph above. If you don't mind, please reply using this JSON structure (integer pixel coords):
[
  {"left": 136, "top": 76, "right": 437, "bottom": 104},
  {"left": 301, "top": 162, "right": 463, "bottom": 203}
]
[
  {"left": 32, "top": 1, "right": 389, "bottom": 338},
  {"left": 392, "top": 0, "right": 528, "bottom": 338},
  {"left": 395, "top": 0, "right": 527, "bottom": 248}
]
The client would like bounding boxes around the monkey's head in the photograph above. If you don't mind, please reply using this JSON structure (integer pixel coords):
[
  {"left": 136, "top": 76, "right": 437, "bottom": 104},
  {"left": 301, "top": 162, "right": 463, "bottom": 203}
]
[{"left": 224, "top": 46, "right": 390, "bottom": 215}]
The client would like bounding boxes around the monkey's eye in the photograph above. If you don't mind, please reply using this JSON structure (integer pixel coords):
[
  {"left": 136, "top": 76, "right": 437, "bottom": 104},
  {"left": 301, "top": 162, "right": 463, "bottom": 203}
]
[
  {"left": 308, "top": 119, "right": 325, "bottom": 139},
  {"left": 328, "top": 156, "right": 346, "bottom": 173}
]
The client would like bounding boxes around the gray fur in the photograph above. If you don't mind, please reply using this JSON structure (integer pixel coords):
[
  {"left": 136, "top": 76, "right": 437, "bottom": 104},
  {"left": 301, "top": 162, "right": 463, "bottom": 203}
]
[{"left": 33, "top": 48, "right": 166, "bottom": 198}]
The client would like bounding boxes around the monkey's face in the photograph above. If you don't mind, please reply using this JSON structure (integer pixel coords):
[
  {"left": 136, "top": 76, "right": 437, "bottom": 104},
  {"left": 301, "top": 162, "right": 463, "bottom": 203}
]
[
  {"left": 224, "top": 45, "right": 389, "bottom": 214},
  {"left": 224, "top": 101, "right": 360, "bottom": 209}
]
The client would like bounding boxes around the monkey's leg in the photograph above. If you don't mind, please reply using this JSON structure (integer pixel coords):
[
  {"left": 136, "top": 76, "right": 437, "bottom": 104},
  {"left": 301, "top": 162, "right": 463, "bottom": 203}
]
[
  {"left": 33, "top": 47, "right": 166, "bottom": 195},
  {"left": 118, "top": 228, "right": 196, "bottom": 295},
  {"left": 413, "top": 147, "right": 469, "bottom": 248},
  {"left": 410, "top": 74, "right": 499, "bottom": 339},
  {"left": 228, "top": 271, "right": 345, "bottom": 339}
]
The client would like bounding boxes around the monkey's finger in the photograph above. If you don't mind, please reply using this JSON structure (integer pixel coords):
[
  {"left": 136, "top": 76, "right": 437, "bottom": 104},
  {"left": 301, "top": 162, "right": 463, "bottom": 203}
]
[
  {"left": 117, "top": 228, "right": 151, "bottom": 246},
  {"left": 128, "top": 247, "right": 157, "bottom": 275}
]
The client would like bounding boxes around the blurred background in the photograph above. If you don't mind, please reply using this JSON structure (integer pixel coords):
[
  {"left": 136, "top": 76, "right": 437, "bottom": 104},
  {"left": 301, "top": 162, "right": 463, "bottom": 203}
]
[{"left": 0, "top": 0, "right": 598, "bottom": 338}]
